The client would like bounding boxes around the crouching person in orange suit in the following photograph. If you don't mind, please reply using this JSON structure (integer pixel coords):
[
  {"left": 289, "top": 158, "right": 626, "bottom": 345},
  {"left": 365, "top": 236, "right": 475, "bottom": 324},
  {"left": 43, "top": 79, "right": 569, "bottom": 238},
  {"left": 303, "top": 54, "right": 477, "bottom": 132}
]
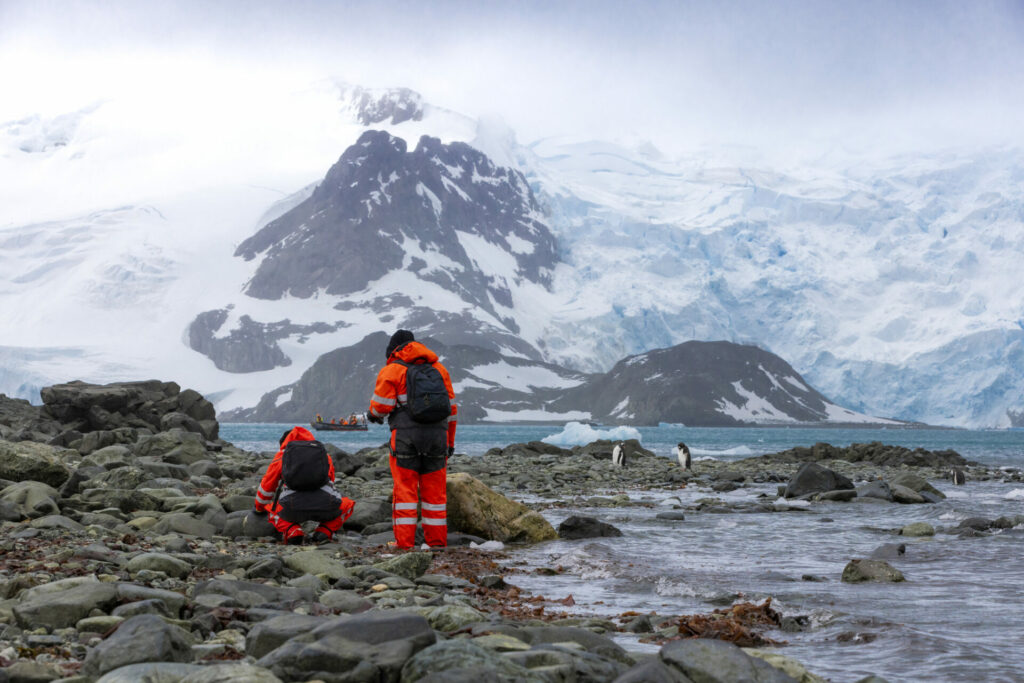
[{"left": 253, "top": 426, "right": 355, "bottom": 545}]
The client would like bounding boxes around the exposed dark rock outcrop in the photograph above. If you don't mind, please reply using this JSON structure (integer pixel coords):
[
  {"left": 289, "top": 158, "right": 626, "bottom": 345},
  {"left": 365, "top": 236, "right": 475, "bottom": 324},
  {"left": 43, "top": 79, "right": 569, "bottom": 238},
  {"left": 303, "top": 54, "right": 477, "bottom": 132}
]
[
  {"left": 749, "top": 441, "right": 965, "bottom": 468},
  {"left": 233, "top": 130, "right": 558, "bottom": 330},
  {"left": 553, "top": 341, "right": 870, "bottom": 426}
]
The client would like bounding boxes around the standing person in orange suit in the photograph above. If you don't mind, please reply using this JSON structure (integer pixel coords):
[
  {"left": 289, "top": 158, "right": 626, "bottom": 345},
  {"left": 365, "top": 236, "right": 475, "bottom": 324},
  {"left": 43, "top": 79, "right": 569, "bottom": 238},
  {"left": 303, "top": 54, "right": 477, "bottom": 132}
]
[
  {"left": 367, "top": 330, "right": 457, "bottom": 549},
  {"left": 253, "top": 426, "right": 355, "bottom": 544}
]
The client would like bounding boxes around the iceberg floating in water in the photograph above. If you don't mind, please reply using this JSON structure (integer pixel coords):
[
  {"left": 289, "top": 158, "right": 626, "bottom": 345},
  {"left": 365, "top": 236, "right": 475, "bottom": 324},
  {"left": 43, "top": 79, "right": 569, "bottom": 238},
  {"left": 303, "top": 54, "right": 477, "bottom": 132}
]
[{"left": 542, "top": 421, "right": 642, "bottom": 447}]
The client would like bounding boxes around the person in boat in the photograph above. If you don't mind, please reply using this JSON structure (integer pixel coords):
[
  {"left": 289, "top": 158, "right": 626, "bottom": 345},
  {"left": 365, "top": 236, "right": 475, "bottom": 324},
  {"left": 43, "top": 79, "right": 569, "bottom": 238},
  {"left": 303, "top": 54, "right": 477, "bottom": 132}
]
[
  {"left": 252, "top": 426, "right": 355, "bottom": 544},
  {"left": 316, "top": 413, "right": 323, "bottom": 423},
  {"left": 330, "top": 418, "right": 336, "bottom": 424},
  {"left": 367, "top": 330, "right": 457, "bottom": 549}
]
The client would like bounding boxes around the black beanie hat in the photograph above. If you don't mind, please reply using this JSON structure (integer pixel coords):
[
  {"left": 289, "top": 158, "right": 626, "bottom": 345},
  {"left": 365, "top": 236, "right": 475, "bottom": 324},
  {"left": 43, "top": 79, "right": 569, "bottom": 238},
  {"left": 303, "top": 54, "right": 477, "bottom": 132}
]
[{"left": 386, "top": 329, "right": 415, "bottom": 358}]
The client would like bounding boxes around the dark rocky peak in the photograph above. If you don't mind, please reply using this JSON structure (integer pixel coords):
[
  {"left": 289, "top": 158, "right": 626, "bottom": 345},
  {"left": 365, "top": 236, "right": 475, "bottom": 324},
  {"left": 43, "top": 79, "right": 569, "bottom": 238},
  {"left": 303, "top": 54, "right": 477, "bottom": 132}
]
[
  {"left": 233, "top": 130, "right": 557, "bottom": 329},
  {"left": 338, "top": 84, "right": 424, "bottom": 125},
  {"left": 555, "top": 340, "right": 854, "bottom": 426}
]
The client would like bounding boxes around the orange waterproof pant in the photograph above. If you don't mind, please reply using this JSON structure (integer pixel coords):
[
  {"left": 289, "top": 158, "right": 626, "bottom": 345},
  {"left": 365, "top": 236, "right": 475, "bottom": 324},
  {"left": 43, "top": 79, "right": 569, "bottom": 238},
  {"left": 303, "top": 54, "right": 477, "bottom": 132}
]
[{"left": 389, "top": 456, "right": 447, "bottom": 548}]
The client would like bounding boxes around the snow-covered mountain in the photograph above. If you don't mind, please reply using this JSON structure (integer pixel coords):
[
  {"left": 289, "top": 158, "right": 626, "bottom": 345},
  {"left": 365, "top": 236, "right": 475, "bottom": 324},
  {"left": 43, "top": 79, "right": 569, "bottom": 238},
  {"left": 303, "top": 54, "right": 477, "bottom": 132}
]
[{"left": 2, "top": 83, "right": 1022, "bottom": 427}]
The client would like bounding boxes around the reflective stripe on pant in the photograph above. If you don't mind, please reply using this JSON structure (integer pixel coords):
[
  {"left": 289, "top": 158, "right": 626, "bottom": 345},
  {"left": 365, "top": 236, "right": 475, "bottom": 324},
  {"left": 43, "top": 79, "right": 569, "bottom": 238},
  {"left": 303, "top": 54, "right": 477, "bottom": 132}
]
[{"left": 389, "top": 454, "right": 447, "bottom": 548}]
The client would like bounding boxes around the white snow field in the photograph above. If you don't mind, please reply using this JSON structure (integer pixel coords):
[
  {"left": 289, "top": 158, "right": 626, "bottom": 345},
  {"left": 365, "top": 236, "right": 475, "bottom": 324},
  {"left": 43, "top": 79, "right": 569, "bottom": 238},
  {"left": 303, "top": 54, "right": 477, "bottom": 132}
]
[{"left": 1, "top": 83, "right": 1022, "bottom": 426}]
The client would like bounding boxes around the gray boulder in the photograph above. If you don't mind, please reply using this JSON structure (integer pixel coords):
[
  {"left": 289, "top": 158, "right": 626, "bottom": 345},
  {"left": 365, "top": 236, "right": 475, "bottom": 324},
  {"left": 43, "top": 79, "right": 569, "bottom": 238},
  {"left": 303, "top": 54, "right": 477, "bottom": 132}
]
[
  {"left": 319, "top": 590, "right": 373, "bottom": 614},
  {"left": 784, "top": 462, "right": 853, "bottom": 499},
  {"left": 246, "top": 614, "right": 333, "bottom": 658},
  {"left": 856, "top": 481, "right": 894, "bottom": 502},
  {"left": 193, "top": 578, "right": 315, "bottom": 607},
  {"left": 660, "top": 638, "right": 797, "bottom": 682},
  {"left": 149, "top": 513, "right": 217, "bottom": 538},
  {"left": 373, "top": 551, "right": 434, "bottom": 580},
  {"left": 345, "top": 495, "right": 392, "bottom": 531},
  {"left": 0, "top": 481, "right": 61, "bottom": 519},
  {"left": 257, "top": 611, "right": 436, "bottom": 682},
  {"left": 401, "top": 639, "right": 541, "bottom": 682},
  {"left": 890, "top": 484, "right": 926, "bottom": 504},
  {"left": 228, "top": 509, "right": 277, "bottom": 538},
  {"left": 180, "top": 664, "right": 283, "bottom": 682},
  {"left": 13, "top": 575, "right": 119, "bottom": 630},
  {"left": 888, "top": 472, "right": 946, "bottom": 499},
  {"left": 557, "top": 515, "right": 624, "bottom": 539},
  {"left": 84, "top": 614, "right": 194, "bottom": 676},
  {"left": 126, "top": 552, "right": 193, "bottom": 579},
  {"left": 117, "top": 583, "right": 188, "bottom": 615},
  {"left": 0, "top": 440, "right": 71, "bottom": 486},
  {"left": 842, "top": 559, "right": 906, "bottom": 583},
  {"left": 94, "top": 663, "right": 203, "bottom": 683},
  {"left": 615, "top": 657, "right": 693, "bottom": 682}
]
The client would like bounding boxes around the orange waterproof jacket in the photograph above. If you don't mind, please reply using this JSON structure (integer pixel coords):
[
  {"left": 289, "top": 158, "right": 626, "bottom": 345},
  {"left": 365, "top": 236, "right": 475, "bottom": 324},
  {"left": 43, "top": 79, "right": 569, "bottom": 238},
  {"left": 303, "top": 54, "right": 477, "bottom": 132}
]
[
  {"left": 368, "top": 341, "right": 457, "bottom": 447},
  {"left": 254, "top": 426, "right": 336, "bottom": 511}
]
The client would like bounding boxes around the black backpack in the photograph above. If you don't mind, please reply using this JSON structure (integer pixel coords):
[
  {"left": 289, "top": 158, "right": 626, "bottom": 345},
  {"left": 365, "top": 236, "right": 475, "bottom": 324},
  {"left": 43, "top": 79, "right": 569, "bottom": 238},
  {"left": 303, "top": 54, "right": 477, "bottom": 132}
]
[
  {"left": 395, "top": 360, "right": 451, "bottom": 423},
  {"left": 281, "top": 440, "right": 331, "bottom": 491}
]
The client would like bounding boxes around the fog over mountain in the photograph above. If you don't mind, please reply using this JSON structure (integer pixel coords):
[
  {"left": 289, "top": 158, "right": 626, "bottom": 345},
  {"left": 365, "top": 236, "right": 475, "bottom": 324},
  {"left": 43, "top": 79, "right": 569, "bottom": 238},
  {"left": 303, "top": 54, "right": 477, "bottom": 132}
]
[{"left": 1, "top": 2, "right": 1022, "bottom": 426}]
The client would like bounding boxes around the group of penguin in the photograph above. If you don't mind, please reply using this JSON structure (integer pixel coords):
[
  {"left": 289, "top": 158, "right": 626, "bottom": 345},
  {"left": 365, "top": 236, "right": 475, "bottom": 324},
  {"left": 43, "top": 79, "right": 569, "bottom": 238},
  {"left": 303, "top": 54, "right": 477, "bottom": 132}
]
[
  {"left": 611, "top": 441, "right": 966, "bottom": 487},
  {"left": 610, "top": 441, "right": 692, "bottom": 469}
]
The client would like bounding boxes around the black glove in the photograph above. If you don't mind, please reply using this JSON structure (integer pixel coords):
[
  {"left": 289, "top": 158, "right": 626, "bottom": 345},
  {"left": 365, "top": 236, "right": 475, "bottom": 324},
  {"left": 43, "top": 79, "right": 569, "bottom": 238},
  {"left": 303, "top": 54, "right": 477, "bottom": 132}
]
[
  {"left": 252, "top": 505, "right": 267, "bottom": 516},
  {"left": 366, "top": 412, "right": 384, "bottom": 425},
  {"left": 447, "top": 446, "right": 455, "bottom": 460}
]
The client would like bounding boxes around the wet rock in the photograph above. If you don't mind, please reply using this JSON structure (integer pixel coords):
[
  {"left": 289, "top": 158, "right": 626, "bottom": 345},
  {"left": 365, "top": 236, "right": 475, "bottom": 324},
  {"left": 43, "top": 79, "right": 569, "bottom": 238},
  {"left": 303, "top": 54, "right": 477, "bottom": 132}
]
[
  {"left": 616, "top": 657, "right": 692, "bottom": 682},
  {"left": 401, "top": 639, "right": 540, "bottom": 682},
  {"left": 0, "top": 481, "right": 61, "bottom": 519},
  {"left": 93, "top": 662, "right": 203, "bottom": 682},
  {"left": 223, "top": 510, "right": 277, "bottom": 538},
  {"left": 517, "top": 626, "right": 632, "bottom": 664},
  {"left": 890, "top": 484, "right": 926, "bottom": 504},
  {"left": 855, "top": 481, "right": 893, "bottom": 502},
  {"left": 344, "top": 495, "right": 392, "bottom": 532},
  {"left": 816, "top": 489, "right": 858, "bottom": 502},
  {"left": 284, "top": 550, "right": 355, "bottom": 581},
  {"left": 784, "top": 462, "right": 854, "bottom": 499},
  {"left": 899, "top": 522, "right": 935, "bottom": 537},
  {"left": 373, "top": 551, "right": 434, "bottom": 580},
  {"left": 112, "top": 598, "right": 174, "bottom": 619},
  {"left": 744, "top": 648, "right": 827, "bottom": 683},
  {"left": 126, "top": 552, "right": 193, "bottom": 579},
  {"left": 557, "top": 515, "right": 624, "bottom": 539},
  {"left": 656, "top": 511, "right": 687, "bottom": 521},
  {"left": 841, "top": 559, "right": 906, "bottom": 583},
  {"left": 246, "top": 557, "right": 284, "bottom": 579},
  {"left": 245, "top": 614, "right": 333, "bottom": 658},
  {"left": 13, "top": 575, "right": 119, "bottom": 630},
  {"left": 3, "top": 660, "right": 64, "bottom": 682},
  {"left": 116, "top": 584, "right": 187, "bottom": 615},
  {"left": 179, "top": 664, "right": 283, "bottom": 682},
  {"left": 83, "top": 614, "right": 194, "bottom": 677},
  {"left": 446, "top": 472, "right": 557, "bottom": 543},
  {"left": 423, "top": 603, "right": 488, "bottom": 631},
  {"left": 0, "top": 440, "right": 72, "bottom": 487},
  {"left": 888, "top": 472, "right": 945, "bottom": 500},
  {"left": 193, "top": 578, "right": 315, "bottom": 607},
  {"left": 149, "top": 513, "right": 217, "bottom": 538},
  {"left": 257, "top": 611, "right": 436, "bottom": 682},
  {"left": 660, "top": 638, "right": 796, "bottom": 682},
  {"left": 959, "top": 517, "right": 994, "bottom": 531},
  {"left": 319, "top": 589, "right": 373, "bottom": 613}
]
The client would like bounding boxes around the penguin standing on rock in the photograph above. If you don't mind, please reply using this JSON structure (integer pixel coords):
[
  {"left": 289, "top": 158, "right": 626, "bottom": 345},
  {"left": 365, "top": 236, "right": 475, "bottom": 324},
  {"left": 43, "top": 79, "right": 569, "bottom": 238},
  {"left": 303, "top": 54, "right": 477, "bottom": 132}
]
[
  {"left": 951, "top": 467, "right": 966, "bottom": 485},
  {"left": 612, "top": 442, "right": 625, "bottom": 467},
  {"left": 675, "top": 442, "right": 691, "bottom": 470}
]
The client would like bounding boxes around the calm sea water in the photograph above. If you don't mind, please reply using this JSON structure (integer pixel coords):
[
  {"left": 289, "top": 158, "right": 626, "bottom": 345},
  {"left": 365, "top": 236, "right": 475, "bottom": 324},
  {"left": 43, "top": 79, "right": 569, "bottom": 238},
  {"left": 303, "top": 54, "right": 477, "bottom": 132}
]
[
  {"left": 221, "top": 422, "right": 1024, "bottom": 467},
  {"left": 221, "top": 423, "right": 1024, "bottom": 682}
]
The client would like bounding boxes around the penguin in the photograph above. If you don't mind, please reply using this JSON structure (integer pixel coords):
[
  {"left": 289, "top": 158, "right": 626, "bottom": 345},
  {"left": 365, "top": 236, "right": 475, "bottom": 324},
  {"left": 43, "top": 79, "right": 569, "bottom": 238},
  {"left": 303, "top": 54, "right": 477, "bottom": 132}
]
[
  {"left": 611, "top": 442, "right": 625, "bottom": 467},
  {"left": 675, "top": 442, "right": 691, "bottom": 470},
  {"left": 951, "top": 467, "right": 966, "bottom": 485}
]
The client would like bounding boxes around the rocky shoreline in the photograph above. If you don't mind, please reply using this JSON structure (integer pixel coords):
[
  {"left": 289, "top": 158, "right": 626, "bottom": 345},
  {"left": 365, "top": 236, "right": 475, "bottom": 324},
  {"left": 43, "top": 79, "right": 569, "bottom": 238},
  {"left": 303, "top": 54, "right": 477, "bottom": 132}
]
[{"left": 1, "top": 381, "right": 1021, "bottom": 682}]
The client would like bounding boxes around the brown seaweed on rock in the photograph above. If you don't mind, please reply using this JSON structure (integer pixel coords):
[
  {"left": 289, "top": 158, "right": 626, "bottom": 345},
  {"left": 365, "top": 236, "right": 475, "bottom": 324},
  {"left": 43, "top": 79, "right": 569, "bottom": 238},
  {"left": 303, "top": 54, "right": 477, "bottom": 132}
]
[{"left": 641, "top": 598, "right": 785, "bottom": 647}]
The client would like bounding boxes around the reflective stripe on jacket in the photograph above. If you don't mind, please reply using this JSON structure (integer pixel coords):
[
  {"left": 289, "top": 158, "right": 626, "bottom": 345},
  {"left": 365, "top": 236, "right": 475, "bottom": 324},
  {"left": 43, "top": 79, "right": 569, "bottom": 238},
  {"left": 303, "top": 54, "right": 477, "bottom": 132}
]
[{"left": 368, "top": 341, "right": 458, "bottom": 447}]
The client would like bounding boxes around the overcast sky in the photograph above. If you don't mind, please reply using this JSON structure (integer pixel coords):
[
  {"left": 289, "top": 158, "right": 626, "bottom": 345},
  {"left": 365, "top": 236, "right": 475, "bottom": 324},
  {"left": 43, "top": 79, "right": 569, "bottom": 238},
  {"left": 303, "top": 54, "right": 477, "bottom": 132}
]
[{"left": 2, "top": 0, "right": 1023, "bottom": 158}]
